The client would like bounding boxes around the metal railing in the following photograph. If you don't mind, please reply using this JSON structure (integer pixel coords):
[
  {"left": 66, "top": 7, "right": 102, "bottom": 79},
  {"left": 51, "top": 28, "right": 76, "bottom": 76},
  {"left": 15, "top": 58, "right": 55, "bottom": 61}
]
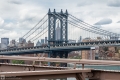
[{"left": 1, "top": 56, "right": 120, "bottom": 69}]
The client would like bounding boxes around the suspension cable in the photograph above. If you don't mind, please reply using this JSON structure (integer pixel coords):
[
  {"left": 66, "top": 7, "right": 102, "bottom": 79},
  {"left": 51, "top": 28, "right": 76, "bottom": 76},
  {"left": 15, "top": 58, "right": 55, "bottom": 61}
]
[
  {"left": 31, "top": 17, "right": 60, "bottom": 42},
  {"left": 24, "top": 19, "right": 48, "bottom": 39},
  {"left": 69, "top": 14, "right": 120, "bottom": 37},
  {"left": 22, "top": 14, "right": 47, "bottom": 38},
  {"left": 53, "top": 13, "right": 111, "bottom": 36},
  {"left": 32, "top": 29, "right": 48, "bottom": 42},
  {"left": 29, "top": 26, "right": 48, "bottom": 41}
]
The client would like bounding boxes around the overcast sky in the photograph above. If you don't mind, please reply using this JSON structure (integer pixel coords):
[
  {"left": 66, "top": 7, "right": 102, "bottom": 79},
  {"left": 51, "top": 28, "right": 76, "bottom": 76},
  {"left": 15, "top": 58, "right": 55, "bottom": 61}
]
[{"left": 0, "top": 0, "right": 120, "bottom": 42}]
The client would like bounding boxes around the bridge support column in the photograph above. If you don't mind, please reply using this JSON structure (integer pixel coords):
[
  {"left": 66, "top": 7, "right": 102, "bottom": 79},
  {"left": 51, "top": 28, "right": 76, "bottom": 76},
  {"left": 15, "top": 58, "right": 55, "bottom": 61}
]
[
  {"left": 50, "top": 52, "right": 57, "bottom": 66},
  {"left": 60, "top": 51, "right": 68, "bottom": 67},
  {"left": 59, "top": 53, "right": 63, "bottom": 67},
  {"left": 64, "top": 52, "right": 68, "bottom": 67},
  {"left": 48, "top": 51, "right": 68, "bottom": 67},
  {"left": 48, "top": 52, "right": 51, "bottom": 66},
  {"left": 75, "top": 73, "right": 85, "bottom": 80}
]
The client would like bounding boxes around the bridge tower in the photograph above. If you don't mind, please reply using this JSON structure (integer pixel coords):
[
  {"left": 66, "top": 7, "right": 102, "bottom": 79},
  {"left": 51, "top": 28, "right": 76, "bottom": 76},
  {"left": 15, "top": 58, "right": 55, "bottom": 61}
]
[
  {"left": 48, "top": 9, "right": 68, "bottom": 44},
  {"left": 48, "top": 9, "right": 69, "bottom": 67}
]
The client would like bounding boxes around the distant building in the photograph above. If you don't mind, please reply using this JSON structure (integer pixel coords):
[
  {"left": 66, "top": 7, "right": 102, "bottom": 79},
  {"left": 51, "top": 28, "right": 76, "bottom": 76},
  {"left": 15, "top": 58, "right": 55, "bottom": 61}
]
[
  {"left": 68, "top": 39, "right": 76, "bottom": 43},
  {"left": 81, "top": 37, "right": 99, "bottom": 60},
  {"left": 0, "top": 43, "right": 8, "bottom": 50},
  {"left": 78, "top": 36, "right": 82, "bottom": 42},
  {"left": 82, "top": 37, "right": 91, "bottom": 42},
  {"left": 36, "top": 40, "right": 41, "bottom": 46},
  {"left": 1, "top": 38, "right": 9, "bottom": 46},
  {"left": 9, "top": 39, "right": 17, "bottom": 49},
  {"left": 19, "top": 38, "right": 26, "bottom": 43},
  {"left": 17, "top": 38, "right": 26, "bottom": 48},
  {"left": 45, "top": 37, "right": 47, "bottom": 44},
  {"left": 41, "top": 39, "right": 44, "bottom": 44},
  {"left": 26, "top": 41, "right": 34, "bottom": 47},
  {"left": 0, "top": 38, "right": 9, "bottom": 50},
  {"left": 11, "top": 40, "right": 16, "bottom": 44},
  {"left": 17, "top": 43, "right": 26, "bottom": 48},
  {"left": 55, "top": 23, "right": 61, "bottom": 40}
]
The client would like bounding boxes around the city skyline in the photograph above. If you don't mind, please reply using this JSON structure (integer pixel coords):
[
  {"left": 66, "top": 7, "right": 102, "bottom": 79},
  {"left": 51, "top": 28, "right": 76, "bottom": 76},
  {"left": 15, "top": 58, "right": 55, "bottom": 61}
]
[
  {"left": 0, "top": 1, "right": 120, "bottom": 78},
  {"left": 0, "top": 0, "right": 120, "bottom": 42},
  {"left": 0, "top": 0, "right": 120, "bottom": 40}
]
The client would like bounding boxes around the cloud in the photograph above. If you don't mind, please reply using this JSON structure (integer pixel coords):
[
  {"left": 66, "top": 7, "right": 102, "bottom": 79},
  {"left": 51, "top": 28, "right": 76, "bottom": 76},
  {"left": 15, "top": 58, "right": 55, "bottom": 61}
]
[
  {"left": 94, "top": 18, "right": 112, "bottom": 25},
  {"left": 8, "top": 0, "right": 22, "bottom": 5},
  {"left": 117, "top": 21, "right": 120, "bottom": 23},
  {"left": 107, "top": 0, "right": 120, "bottom": 7},
  {"left": 77, "top": 1, "right": 92, "bottom": 6},
  {"left": 94, "top": 25, "right": 102, "bottom": 28},
  {"left": 100, "top": 23, "right": 120, "bottom": 34},
  {"left": 0, "top": 17, "right": 4, "bottom": 26},
  {"left": 0, "top": 30, "right": 20, "bottom": 40},
  {"left": 0, "top": 0, "right": 120, "bottom": 42}
]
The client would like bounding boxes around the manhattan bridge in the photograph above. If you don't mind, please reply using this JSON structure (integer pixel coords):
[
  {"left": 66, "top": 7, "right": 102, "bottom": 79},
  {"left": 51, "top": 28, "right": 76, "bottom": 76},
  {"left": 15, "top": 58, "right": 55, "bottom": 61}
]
[{"left": 0, "top": 9, "right": 120, "bottom": 66}]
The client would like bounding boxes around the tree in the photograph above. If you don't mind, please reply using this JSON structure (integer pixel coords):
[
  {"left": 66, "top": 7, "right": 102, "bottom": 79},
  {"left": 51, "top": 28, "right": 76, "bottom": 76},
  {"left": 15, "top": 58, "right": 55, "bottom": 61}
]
[{"left": 12, "top": 60, "right": 24, "bottom": 64}]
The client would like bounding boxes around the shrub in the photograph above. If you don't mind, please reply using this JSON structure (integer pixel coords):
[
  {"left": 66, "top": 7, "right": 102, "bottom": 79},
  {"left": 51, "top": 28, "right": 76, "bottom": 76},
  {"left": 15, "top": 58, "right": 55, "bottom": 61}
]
[{"left": 12, "top": 60, "right": 24, "bottom": 64}]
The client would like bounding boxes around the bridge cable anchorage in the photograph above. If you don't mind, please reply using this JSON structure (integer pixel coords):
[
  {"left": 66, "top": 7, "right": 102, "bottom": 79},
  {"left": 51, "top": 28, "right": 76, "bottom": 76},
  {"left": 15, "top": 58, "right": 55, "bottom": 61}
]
[
  {"left": 24, "top": 19, "right": 48, "bottom": 40},
  {"left": 69, "top": 14, "right": 120, "bottom": 38},
  {"left": 52, "top": 13, "right": 112, "bottom": 37},
  {"left": 22, "top": 14, "right": 47, "bottom": 38}
]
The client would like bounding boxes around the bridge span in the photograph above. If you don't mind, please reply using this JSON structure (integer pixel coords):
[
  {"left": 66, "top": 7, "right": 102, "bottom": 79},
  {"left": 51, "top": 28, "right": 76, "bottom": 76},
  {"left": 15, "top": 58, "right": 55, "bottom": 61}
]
[
  {"left": 1, "top": 9, "right": 120, "bottom": 69},
  {"left": 0, "top": 40, "right": 120, "bottom": 55}
]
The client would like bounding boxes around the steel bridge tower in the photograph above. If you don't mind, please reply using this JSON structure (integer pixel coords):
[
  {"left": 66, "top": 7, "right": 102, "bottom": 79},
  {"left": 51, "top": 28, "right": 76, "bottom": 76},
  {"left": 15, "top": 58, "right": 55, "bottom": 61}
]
[{"left": 48, "top": 9, "right": 69, "bottom": 67}]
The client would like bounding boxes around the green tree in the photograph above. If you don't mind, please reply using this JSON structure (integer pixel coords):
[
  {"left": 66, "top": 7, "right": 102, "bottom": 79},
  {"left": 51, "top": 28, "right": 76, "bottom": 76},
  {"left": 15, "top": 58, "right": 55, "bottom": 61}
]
[{"left": 12, "top": 60, "right": 24, "bottom": 64}]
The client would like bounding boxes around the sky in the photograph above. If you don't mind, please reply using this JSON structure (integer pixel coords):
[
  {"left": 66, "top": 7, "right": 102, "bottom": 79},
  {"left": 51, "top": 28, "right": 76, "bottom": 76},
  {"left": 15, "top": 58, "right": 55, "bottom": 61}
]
[{"left": 0, "top": 0, "right": 120, "bottom": 42}]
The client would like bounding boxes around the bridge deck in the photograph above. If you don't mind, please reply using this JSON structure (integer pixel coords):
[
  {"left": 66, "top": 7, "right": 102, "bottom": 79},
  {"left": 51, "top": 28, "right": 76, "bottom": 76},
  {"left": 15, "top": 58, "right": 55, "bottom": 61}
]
[{"left": 0, "top": 40, "right": 120, "bottom": 55}]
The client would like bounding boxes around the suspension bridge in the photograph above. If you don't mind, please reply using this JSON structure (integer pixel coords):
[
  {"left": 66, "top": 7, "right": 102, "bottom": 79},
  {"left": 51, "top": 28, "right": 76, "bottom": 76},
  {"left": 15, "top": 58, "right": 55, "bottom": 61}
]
[
  {"left": 0, "top": 9, "right": 120, "bottom": 80},
  {"left": 0, "top": 9, "right": 120, "bottom": 56}
]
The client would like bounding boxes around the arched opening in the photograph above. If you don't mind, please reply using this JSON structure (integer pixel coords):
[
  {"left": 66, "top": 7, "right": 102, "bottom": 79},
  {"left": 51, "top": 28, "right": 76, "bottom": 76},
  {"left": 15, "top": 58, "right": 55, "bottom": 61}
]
[{"left": 55, "top": 19, "right": 61, "bottom": 40}]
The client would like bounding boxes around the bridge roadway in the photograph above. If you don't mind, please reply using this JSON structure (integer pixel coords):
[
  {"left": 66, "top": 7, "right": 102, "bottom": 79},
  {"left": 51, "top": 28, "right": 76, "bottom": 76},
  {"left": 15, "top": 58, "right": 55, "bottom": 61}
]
[{"left": 0, "top": 40, "right": 120, "bottom": 55}]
